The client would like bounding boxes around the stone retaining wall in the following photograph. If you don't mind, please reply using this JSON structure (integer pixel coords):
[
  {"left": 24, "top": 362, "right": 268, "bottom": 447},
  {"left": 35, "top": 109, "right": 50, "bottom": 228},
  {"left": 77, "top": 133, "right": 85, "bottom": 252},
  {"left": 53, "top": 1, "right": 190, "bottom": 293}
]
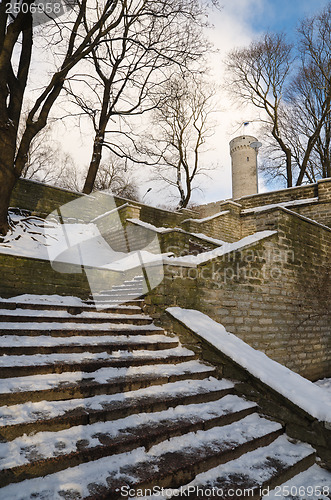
[
  {"left": 197, "top": 178, "right": 331, "bottom": 229},
  {"left": 10, "top": 178, "right": 195, "bottom": 227},
  {"left": 145, "top": 208, "right": 331, "bottom": 381},
  {"left": 165, "top": 313, "right": 331, "bottom": 468}
]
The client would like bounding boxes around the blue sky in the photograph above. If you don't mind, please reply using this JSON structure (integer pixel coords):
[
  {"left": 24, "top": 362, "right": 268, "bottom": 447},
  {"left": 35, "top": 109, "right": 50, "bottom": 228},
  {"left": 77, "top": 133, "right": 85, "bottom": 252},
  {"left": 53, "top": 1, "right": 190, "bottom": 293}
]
[
  {"left": 184, "top": 0, "right": 331, "bottom": 205},
  {"left": 249, "top": 0, "right": 329, "bottom": 36},
  {"left": 57, "top": 0, "right": 331, "bottom": 206}
]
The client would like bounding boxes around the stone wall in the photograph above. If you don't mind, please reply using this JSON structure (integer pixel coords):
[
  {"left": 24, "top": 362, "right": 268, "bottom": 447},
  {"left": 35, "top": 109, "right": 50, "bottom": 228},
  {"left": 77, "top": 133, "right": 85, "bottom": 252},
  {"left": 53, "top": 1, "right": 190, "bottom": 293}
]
[
  {"left": 197, "top": 178, "right": 331, "bottom": 231},
  {"left": 0, "top": 251, "right": 146, "bottom": 299},
  {"left": 237, "top": 183, "right": 319, "bottom": 208},
  {"left": 145, "top": 208, "right": 331, "bottom": 381},
  {"left": 181, "top": 201, "right": 242, "bottom": 242},
  {"left": 10, "top": 178, "right": 194, "bottom": 227}
]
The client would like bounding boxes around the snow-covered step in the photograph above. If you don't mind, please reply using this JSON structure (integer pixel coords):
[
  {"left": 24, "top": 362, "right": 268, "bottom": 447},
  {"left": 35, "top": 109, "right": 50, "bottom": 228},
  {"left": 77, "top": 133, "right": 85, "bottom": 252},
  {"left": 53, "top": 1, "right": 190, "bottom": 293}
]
[
  {"left": 0, "top": 395, "right": 257, "bottom": 487},
  {"left": 173, "top": 435, "right": 316, "bottom": 499},
  {"left": 0, "top": 360, "right": 216, "bottom": 405},
  {"left": 104, "top": 283, "right": 143, "bottom": 291},
  {"left": 85, "top": 298, "right": 144, "bottom": 307},
  {"left": 263, "top": 464, "right": 331, "bottom": 500},
  {"left": 0, "top": 332, "right": 178, "bottom": 356},
  {"left": 0, "top": 308, "right": 153, "bottom": 324},
  {"left": 92, "top": 294, "right": 144, "bottom": 303},
  {"left": 0, "top": 347, "right": 197, "bottom": 378},
  {"left": 0, "top": 414, "right": 283, "bottom": 499},
  {"left": 0, "top": 299, "right": 142, "bottom": 315},
  {"left": 0, "top": 378, "right": 235, "bottom": 440},
  {"left": 0, "top": 321, "right": 162, "bottom": 337}
]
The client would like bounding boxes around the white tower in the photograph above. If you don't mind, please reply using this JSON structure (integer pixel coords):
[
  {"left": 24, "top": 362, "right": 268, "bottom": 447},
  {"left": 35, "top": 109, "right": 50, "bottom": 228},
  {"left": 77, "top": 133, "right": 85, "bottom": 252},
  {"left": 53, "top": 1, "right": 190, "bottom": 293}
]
[{"left": 230, "top": 135, "right": 260, "bottom": 200}]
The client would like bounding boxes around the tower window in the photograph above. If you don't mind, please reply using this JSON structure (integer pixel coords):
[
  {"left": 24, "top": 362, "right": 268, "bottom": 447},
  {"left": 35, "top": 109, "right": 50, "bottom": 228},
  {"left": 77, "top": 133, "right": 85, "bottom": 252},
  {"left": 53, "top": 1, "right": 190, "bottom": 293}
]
[{"left": 247, "top": 157, "right": 249, "bottom": 161}]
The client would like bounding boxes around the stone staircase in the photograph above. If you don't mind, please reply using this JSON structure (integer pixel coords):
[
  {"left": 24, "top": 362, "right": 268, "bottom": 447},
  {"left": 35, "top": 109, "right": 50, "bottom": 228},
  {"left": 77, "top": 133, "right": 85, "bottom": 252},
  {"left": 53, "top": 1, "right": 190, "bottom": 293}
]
[
  {"left": 87, "top": 275, "right": 145, "bottom": 307},
  {"left": 0, "top": 297, "right": 330, "bottom": 499}
]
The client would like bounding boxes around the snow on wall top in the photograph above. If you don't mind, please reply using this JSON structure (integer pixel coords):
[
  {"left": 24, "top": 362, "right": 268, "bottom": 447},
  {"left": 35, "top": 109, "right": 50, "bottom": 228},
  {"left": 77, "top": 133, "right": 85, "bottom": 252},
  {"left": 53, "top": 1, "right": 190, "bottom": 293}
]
[
  {"left": 241, "top": 197, "right": 318, "bottom": 214},
  {"left": 164, "top": 231, "right": 277, "bottom": 267},
  {"left": 166, "top": 307, "right": 331, "bottom": 423},
  {"left": 181, "top": 210, "right": 230, "bottom": 224},
  {"left": 127, "top": 219, "right": 226, "bottom": 246}
]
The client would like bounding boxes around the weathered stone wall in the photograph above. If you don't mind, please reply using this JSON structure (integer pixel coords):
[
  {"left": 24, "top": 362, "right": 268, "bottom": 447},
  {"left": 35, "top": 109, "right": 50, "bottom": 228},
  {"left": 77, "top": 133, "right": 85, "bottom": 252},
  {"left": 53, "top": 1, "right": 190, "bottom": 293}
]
[
  {"left": 146, "top": 209, "right": 331, "bottom": 380},
  {"left": 6, "top": 177, "right": 331, "bottom": 380},
  {"left": 0, "top": 251, "right": 145, "bottom": 299},
  {"left": 10, "top": 178, "right": 195, "bottom": 227},
  {"left": 181, "top": 202, "right": 242, "bottom": 242},
  {"left": 197, "top": 178, "right": 331, "bottom": 230},
  {"left": 237, "top": 183, "right": 318, "bottom": 208}
]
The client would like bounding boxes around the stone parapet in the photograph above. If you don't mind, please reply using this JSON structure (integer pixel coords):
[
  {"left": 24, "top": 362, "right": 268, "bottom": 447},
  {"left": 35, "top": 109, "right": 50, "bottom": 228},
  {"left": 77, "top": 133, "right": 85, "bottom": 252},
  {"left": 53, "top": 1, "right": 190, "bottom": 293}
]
[{"left": 146, "top": 208, "right": 331, "bottom": 381}]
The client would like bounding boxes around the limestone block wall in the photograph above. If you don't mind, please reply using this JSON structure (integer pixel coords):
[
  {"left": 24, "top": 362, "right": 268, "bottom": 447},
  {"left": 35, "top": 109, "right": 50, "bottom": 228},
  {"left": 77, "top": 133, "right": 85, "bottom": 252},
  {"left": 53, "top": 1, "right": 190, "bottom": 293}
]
[
  {"left": 197, "top": 179, "right": 331, "bottom": 231},
  {"left": 237, "top": 183, "right": 318, "bottom": 209},
  {"left": 146, "top": 209, "right": 331, "bottom": 380},
  {"left": 181, "top": 202, "right": 242, "bottom": 242},
  {"left": 10, "top": 178, "right": 195, "bottom": 228},
  {"left": 0, "top": 253, "right": 134, "bottom": 299}
]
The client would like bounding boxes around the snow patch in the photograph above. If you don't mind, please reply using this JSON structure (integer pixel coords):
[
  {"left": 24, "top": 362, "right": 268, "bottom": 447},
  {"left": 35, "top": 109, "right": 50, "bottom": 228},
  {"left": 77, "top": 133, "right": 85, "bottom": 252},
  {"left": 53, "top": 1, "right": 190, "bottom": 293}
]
[
  {"left": 182, "top": 210, "right": 230, "bottom": 223},
  {"left": 0, "top": 377, "right": 233, "bottom": 426}
]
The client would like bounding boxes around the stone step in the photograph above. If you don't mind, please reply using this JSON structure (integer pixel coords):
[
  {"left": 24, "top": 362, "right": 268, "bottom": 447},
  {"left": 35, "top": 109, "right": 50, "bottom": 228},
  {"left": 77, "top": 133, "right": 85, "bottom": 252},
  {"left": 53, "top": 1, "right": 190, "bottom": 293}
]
[
  {"left": 174, "top": 434, "right": 317, "bottom": 500},
  {"left": 0, "top": 414, "right": 283, "bottom": 499},
  {"left": 0, "top": 333, "right": 178, "bottom": 355},
  {"left": 0, "top": 377, "right": 235, "bottom": 440},
  {"left": 100, "top": 284, "right": 143, "bottom": 292},
  {"left": 0, "top": 347, "right": 197, "bottom": 378},
  {"left": 91, "top": 295, "right": 144, "bottom": 303},
  {"left": 0, "top": 300, "right": 142, "bottom": 315},
  {"left": 0, "top": 310, "right": 152, "bottom": 324},
  {"left": 0, "top": 396, "right": 257, "bottom": 488},
  {"left": 0, "top": 360, "right": 216, "bottom": 405},
  {"left": 0, "top": 323, "right": 162, "bottom": 337},
  {"left": 85, "top": 299, "right": 144, "bottom": 307},
  {"left": 264, "top": 463, "right": 331, "bottom": 500}
]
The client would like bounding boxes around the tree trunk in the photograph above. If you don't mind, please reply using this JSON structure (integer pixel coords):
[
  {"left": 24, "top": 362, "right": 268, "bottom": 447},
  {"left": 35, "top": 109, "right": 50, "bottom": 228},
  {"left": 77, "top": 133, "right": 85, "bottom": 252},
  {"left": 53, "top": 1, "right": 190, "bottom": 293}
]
[
  {"left": 0, "top": 165, "right": 17, "bottom": 235},
  {"left": 83, "top": 132, "right": 104, "bottom": 194}
]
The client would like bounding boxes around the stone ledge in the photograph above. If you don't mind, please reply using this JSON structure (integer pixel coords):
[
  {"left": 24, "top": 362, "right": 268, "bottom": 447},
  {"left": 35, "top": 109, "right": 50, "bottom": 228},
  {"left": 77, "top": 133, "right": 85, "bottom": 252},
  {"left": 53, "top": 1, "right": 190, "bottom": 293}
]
[{"left": 164, "top": 310, "right": 331, "bottom": 470}]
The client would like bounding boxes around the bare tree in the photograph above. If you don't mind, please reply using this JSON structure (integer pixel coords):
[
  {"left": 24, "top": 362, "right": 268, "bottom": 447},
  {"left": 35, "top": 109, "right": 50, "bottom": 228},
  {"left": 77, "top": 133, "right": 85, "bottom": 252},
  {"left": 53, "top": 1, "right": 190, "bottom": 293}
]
[
  {"left": 14, "top": 115, "right": 76, "bottom": 185},
  {"left": 64, "top": 0, "right": 213, "bottom": 195},
  {"left": 0, "top": 0, "right": 136, "bottom": 235},
  {"left": 137, "top": 73, "right": 217, "bottom": 209},
  {"left": 225, "top": 4, "right": 331, "bottom": 189},
  {"left": 92, "top": 156, "right": 139, "bottom": 200},
  {"left": 294, "top": 3, "right": 331, "bottom": 185},
  {"left": 225, "top": 33, "right": 294, "bottom": 187}
]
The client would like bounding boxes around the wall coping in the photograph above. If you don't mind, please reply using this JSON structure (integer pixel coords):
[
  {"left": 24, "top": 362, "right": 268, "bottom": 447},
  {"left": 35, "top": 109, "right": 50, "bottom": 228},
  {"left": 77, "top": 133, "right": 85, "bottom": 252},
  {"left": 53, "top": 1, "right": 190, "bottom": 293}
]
[
  {"left": 16, "top": 177, "right": 88, "bottom": 197},
  {"left": 182, "top": 210, "right": 230, "bottom": 224},
  {"left": 163, "top": 231, "right": 277, "bottom": 268},
  {"left": 317, "top": 177, "right": 331, "bottom": 185},
  {"left": 234, "top": 182, "right": 319, "bottom": 202},
  {"left": 263, "top": 207, "right": 331, "bottom": 233},
  {"left": 241, "top": 197, "right": 319, "bottom": 215}
]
